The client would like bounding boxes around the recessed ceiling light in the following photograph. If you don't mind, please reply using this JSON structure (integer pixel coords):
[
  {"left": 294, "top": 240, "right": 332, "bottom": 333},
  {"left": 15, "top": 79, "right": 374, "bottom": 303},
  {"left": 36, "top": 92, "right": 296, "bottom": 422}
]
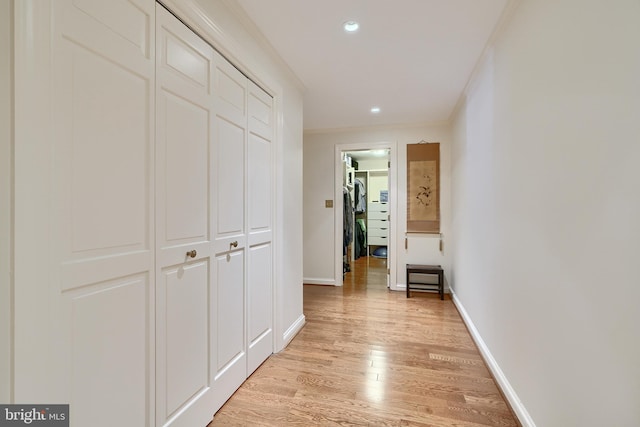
[
  {"left": 370, "top": 107, "right": 381, "bottom": 114},
  {"left": 343, "top": 21, "right": 359, "bottom": 32}
]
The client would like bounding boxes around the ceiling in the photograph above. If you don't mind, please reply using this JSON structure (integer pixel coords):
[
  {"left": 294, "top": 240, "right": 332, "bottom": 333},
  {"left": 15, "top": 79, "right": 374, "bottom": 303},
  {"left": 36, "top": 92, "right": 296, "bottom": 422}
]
[{"left": 235, "top": 0, "right": 509, "bottom": 131}]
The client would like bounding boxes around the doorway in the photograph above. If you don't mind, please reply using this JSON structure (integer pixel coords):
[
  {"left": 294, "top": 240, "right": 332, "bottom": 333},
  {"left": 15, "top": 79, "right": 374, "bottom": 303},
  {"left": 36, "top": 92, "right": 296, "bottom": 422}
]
[{"left": 334, "top": 142, "right": 397, "bottom": 289}]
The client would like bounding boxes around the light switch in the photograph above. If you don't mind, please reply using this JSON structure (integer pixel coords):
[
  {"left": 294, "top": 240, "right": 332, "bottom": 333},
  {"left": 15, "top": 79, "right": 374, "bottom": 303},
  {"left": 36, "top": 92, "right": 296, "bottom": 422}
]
[{"left": 325, "top": 200, "right": 333, "bottom": 208}]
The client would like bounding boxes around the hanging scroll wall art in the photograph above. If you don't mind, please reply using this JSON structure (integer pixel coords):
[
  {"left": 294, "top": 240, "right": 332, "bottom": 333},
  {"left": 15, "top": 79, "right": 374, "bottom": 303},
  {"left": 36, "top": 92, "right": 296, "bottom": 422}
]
[{"left": 407, "top": 142, "right": 440, "bottom": 233}]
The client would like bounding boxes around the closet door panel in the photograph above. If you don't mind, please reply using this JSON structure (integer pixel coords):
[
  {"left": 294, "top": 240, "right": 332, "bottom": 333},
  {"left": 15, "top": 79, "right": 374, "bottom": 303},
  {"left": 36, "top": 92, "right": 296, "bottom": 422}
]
[
  {"left": 24, "top": 1, "right": 156, "bottom": 423},
  {"left": 164, "top": 34, "right": 210, "bottom": 89},
  {"left": 155, "top": 6, "right": 215, "bottom": 427},
  {"left": 215, "top": 118, "right": 245, "bottom": 238},
  {"left": 248, "top": 132, "right": 271, "bottom": 233},
  {"left": 212, "top": 249, "right": 247, "bottom": 411},
  {"left": 248, "top": 83, "right": 273, "bottom": 141},
  {"left": 60, "top": 0, "right": 152, "bottom": 64},
  {"left": 54, "top": 0, "right": 154, "bottom": 261},
  {"left": 247, "top": 82, "right": 273, "bottom": 240},
  {"left": 247, "top": 243, "right": 273, "bottom": 374},
  {"left": 70, "top": 275, "right": 149, "bottom": 427},
  {"left": 247, "top": 82, "right": 274, "bottom": 374},
  {"left": 159, "top": 91, "right": 209, "bottom": 242},
  {"left": 69, "top": 52, "right": 149, "bottom": 252},
  {"left": 161, "top": 261, "right": 208, "bottom": 415},
  {"left": 215, "top": 62, "right": 246, "bottom": 125},
  {"left": 214, "top": 52, "right": 246, "bottom": 243},
  {"left": 72, "top": 0, "right": 151, "bottom": 57},
  {"left": 215, "top": 251, "right": 245, "bottom": 367},
  {"left": 211, "top": 51, "right": 248, "bottom": 413}
]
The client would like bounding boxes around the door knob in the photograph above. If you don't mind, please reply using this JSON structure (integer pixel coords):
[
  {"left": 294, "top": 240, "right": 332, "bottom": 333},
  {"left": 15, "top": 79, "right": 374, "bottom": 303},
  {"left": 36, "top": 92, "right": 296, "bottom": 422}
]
[
  {"left": 186, "top": 249, "right": 197, "bottom": 258},
  {"left": 230, "top": 241, "right": 238, "bottom": 248}
]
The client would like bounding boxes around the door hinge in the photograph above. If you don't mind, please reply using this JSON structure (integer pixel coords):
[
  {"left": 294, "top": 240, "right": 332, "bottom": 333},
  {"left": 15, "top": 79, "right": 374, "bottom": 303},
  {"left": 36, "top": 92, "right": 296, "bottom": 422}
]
[{"left": 387, "top": 268, "right": 390, "bottom": 275}]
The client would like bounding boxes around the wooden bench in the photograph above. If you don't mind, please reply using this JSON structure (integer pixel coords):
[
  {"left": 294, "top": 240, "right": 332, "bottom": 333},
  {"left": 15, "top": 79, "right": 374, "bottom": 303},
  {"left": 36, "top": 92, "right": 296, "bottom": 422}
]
[{"left": 406, "top": 264, "right": 444, "bottom": 300}]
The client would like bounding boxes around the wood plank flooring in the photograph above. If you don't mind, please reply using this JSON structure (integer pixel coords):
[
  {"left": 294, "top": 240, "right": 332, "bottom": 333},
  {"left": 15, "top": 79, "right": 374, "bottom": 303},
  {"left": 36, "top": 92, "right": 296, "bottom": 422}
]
[{"left": 209, "top": 256, "right": 519, "bottom": 426}]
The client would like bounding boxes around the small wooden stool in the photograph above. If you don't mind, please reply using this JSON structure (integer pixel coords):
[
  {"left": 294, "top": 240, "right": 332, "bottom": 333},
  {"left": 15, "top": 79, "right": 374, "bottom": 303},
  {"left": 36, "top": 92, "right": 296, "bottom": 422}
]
[{"left": 406, "top": 264, "right": 444, "bottom": 300}]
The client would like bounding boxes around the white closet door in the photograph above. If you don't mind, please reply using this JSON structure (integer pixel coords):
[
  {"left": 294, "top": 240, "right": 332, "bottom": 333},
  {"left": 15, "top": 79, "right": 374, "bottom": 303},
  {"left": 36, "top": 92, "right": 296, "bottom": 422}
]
[
  {"left": 247, "top": 82, "right": 274, "bottom": 374},
  {"left": 211, "top": 50, "right": 248, "bottom": 412},
  {"left": 155, "top": 6, "right": 216, "bottom": 427},
  {"left": 40, "top": 0, "right": 155, "bottom": 425}
]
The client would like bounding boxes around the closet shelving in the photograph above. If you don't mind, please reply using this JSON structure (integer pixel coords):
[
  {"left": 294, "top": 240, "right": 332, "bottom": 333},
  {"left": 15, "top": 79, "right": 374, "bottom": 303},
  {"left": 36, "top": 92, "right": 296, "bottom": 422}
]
[
  {"left": 343, "top": 160, "right": 389, "bottom": 260},
  {"left": 365, "top": 169, "right": 389, "bottom": 256}
]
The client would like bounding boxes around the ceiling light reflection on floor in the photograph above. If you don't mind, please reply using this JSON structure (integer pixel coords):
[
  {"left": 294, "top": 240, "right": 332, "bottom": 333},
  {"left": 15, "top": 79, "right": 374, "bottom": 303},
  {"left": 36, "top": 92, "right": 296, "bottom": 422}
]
[{"left": 365, "top": 348, "right": 387, "bottom": 403}]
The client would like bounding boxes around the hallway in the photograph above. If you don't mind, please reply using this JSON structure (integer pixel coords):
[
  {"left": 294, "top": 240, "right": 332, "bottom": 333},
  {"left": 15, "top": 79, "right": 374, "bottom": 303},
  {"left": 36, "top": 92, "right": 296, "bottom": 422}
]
[{"left": 210, "top": 256, "right": 519, "bottom": 426}]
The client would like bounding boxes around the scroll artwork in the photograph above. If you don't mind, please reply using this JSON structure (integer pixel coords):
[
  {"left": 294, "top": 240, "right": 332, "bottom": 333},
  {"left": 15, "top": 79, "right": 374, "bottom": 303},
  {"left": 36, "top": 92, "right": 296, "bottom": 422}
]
[{"left": 407, "top": 143, "right": 440, "bottom": 233}]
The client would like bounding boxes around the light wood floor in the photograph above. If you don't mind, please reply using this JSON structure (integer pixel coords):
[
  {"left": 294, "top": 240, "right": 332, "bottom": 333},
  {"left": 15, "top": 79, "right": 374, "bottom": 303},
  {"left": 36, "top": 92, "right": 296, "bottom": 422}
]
[{"left": 209, "top": 256, "right": 520, "bottom": 426}]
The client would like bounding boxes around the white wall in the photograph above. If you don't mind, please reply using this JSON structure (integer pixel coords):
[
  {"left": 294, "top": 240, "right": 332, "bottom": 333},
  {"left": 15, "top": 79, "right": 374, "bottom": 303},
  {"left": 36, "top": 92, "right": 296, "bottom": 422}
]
[
  {"left": 451, "top": 0, "right": 640, "bottom": 425},
  {"left": 280, "top": 91, "right": 305, "bottom": 342},
  {"left": 183, "top": 0, "right": 305, "bottom": 350},
  {"left": 303, "top": 124, "right": 452, "bottom": 289},
  {"left": 303, "top": 133, "right": 338, "bottom": 283},
  {"left": 0, "top": 0, "right": 12, "bottom": 404}
]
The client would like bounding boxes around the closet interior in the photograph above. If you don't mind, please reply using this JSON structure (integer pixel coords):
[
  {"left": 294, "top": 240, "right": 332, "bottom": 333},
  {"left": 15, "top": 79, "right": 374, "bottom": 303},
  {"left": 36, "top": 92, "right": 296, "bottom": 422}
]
[{"left": 342, "top": 150, "right": 390, "bottom": 275}]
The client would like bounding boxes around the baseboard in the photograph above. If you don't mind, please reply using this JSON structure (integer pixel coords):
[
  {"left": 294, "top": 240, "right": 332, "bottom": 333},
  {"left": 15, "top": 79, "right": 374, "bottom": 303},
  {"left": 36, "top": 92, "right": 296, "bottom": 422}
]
[
  {"left": 281, "top": 314, "right": 305, "bottom": 349},
  {"left": 303, "top": 278, "right": 335, "bottom": 286},
  {"left": 450, "top": 287, "right": 536, "bottom": 427}
]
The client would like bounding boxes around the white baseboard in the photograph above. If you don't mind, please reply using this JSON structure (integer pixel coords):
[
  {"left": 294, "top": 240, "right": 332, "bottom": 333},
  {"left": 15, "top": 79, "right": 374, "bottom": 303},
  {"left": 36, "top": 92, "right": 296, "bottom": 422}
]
[
  {"left": 303, "top": 278, "right": 335, "bottom": 286},
  {"left": 450, "top": 287, "right": 536, "bottom": 427},
  {"left": 281, "top": 314, "right": 305, "bottom": 349}
]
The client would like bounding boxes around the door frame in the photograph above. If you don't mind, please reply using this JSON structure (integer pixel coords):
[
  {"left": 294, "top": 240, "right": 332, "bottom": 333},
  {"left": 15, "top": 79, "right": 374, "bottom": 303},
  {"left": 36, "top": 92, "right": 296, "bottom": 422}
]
[{"left": 334, "top": 141, "right": 397, "bottom": 288}]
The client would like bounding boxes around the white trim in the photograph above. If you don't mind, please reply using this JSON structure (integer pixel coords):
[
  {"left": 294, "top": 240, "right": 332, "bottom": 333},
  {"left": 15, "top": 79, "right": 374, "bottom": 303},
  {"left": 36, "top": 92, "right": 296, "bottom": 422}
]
[
  {"left": 303, "top": 278, "right": 336, "bottom": 286},
  {"left": 13, "top": 0, "right": 57, "bottom": 399},
  {"left": 280, "top": 314, "right": 305, "bottom": 351},
  {"left": 450, "top": 287, "right": 536, "bottom": 427},
  {"left": 334, "top": 145, "right": 344, "bottom": 286}
]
